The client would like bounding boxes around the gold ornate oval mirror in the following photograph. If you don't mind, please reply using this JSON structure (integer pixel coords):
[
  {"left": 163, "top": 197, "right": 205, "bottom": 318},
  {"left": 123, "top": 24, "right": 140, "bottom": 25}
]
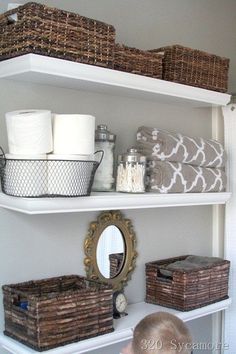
[{"left": 84, "top": 210, "right": 137, "bottom": 291}]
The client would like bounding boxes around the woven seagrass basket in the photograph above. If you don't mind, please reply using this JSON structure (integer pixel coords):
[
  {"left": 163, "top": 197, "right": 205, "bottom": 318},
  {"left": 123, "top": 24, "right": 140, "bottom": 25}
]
[
  {"left": 3, "top": 275, "right": 114, "bottom": 351},
  {"left": 146, "top": 255, "right": 230, "bottom": 311},
  {"left": 150, "top": 45, "right": 229, "bottom": 92},
  {"left": 0, "top": 2, "right": 115, "bottom": 68},
  {"left": 114, "top": 44, "right": 163, "bottom": 78}
]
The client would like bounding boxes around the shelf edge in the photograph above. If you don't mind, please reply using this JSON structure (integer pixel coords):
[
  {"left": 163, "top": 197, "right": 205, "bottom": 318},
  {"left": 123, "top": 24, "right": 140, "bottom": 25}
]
[
  {"left": 0, "top": 192, "right": 231, "bottom": 214},
  {"left": 0, "top": 54, "right": 231, "bottom": 107}
]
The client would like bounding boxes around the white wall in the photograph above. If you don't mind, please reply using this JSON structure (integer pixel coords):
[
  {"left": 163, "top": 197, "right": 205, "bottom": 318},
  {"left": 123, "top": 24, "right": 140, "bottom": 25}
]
[
  {"left": 0, "top": 80, "right": 214, "bottom": 354},
  {"left": 1, "top": 1, "right": 236, "bottom": 353}
]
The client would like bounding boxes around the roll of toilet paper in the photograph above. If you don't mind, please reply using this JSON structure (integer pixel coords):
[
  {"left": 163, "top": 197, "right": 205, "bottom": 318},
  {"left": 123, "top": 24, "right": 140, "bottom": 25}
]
[
  {"left": 53, "top": 114, "right": 95, "bottom": 155},
  {"left": 5, "top": 110, "right": 53, "bottom": 155},
  {"left": 3, "top": 154, "right": 48, "bottom": 197},
  {"left": 47, "top": 154, "right": 95, "bottom": 196}
]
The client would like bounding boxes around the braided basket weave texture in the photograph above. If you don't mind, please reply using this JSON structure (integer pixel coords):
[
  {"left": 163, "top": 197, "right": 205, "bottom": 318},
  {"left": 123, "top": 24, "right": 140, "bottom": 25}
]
[
  {"left": 150, "top": 45, "right": 229, "bottom": 92},
  {"left": 3, "top": 275, "right": 114, "bottom": 351},
  {"left": 0, "top": 2, "right": 115, "bottom": 68}
]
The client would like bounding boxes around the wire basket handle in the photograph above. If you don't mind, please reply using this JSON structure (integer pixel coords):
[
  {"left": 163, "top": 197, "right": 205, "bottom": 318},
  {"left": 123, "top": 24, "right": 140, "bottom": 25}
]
[
  {"left": 0, "top": 146, "right": 6, "bottom": 170},
  {"left": 94, "top": 150, "right": 104, "bottom": 166}
]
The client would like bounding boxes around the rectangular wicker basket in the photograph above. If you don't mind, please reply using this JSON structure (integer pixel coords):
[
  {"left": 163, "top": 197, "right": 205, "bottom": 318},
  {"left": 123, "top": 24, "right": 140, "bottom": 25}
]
[
  {"left": 0, "top": 2, "right": 115, "bottom": 68},
  {"left": 150, "top": 45, "right": 229, "bottom": 92},
  {"left": 146, "top": 255, "right": 230, "bottom": 311},
  {"left": 3, "top": 275, "right": 114, "bottom": 351},
  {"left": 114, "top": 44, "right": 163, "bottom": 78}
]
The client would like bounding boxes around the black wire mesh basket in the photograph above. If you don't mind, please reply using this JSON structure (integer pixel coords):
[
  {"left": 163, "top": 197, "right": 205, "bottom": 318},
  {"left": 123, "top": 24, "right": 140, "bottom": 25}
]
[{"left": 0, "top": 147, "right": 103, "bottom": 198}]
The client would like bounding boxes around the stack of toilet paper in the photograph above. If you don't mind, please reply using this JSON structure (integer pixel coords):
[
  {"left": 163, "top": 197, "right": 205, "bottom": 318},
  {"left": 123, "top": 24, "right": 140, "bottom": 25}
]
[{"left": 4, "top": 110, "right": 95, "bottom": 197}]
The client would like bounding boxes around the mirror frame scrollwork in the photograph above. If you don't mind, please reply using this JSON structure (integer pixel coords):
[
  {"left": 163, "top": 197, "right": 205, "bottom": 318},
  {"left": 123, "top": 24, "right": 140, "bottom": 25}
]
[{"left": 84, "top": 210, "right": 137, "bottom": 291}]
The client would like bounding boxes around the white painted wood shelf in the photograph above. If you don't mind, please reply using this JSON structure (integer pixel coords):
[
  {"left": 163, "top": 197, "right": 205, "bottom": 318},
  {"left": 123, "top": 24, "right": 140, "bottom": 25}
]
[
  {"left": 0, "top": 191, "right": 231, "bottom": 214},
  {"left": 0, "top": 54, "right": 232, "bottom": 353},
  {"left": 0, "top": 54, "right": 231, "bottom": 107},
  {"left": 0, "top": 299, "right": 231, "bottom": 354}
]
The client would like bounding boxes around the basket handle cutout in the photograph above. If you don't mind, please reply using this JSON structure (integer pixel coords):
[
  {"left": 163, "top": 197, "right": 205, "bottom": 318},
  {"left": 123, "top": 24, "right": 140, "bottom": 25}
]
[
  {"left": 11, "top": 293, "right": 28, "bottom": 310},
  {"left": 7, "top": 14, "right": 18, "bottom": 25},
  {"left": 156, "top": 268, "right": 173, "bottom": 283},
  {"left": 5, "top": 4, "right": 22, "bottom": 25}
]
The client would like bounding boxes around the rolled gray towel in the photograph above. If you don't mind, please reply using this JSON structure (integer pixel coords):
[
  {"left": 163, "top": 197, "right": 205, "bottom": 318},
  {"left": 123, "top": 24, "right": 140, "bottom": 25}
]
[
  {"left": 159, "top": 256, "right": 223, "bottom": 277},
  {"left": 147, "top": 160, "right": 226, "bottom": 193},
  {"left": 137, "top": 126, "right": 226, "bottom": 168}
]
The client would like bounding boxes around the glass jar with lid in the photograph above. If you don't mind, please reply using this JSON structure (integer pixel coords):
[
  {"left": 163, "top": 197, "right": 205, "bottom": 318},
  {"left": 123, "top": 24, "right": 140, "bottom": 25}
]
[
  {"left": 116, "top": 148, "right": 146, "bottom": 193},
  {"left": 92, "top": 124, "right": 116, "bottom": 192}
]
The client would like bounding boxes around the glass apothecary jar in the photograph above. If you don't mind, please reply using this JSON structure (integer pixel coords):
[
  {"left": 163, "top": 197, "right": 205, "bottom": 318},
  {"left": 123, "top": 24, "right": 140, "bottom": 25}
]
[
  {"left": 116, "top": 148, "right": 146, "bottom": 193},
  {"left": 92, "top": 124, "right": 116, "bottom": 191}
]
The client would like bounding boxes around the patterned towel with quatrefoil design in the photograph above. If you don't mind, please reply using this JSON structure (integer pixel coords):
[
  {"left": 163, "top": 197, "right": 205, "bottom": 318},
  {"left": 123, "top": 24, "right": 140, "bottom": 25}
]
[
  {"left": 147, "top": 160, "right": 227, "bottom": 193},
  {"left": 137, "top": 126, "right": 226, "bottom": 168}
]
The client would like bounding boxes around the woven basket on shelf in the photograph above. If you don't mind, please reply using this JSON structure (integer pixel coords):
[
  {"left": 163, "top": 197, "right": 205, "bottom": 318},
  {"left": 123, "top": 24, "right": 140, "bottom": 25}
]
[
  {"left": 0, "top": 2, "right": 115, "bottom": 68},
  {"left": 146, "top": 255, "right": 230, "bottom": 311},
  {"left": 150, "top": 45, "right": 229, "bottom": 92},
  {"left": 3, "top": 275, "right": 114, "bottom": 351},
  {"left": 114, "top": 44, "right": 163, "bottom": 78}
]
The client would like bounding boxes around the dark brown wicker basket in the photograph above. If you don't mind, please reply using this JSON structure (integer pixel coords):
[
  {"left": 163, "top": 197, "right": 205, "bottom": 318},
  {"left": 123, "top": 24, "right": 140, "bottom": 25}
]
[
  {"left": 109, "top": 253, "right": 124, "bottom": 278},
  {"left": 114, "top": 44, "right": 163, "bottom": 78},
  {"left": 3, "top": 275, "right": 114, "bottom": 351},
  {"left": 0, "top": 2, "right": 115, "bottom": 68},
  {"left": 150, "top": 45, "right": 229, "bottom": 92},
  {"left": 146, "top": 255, "right": 230, "bottom": 311}
]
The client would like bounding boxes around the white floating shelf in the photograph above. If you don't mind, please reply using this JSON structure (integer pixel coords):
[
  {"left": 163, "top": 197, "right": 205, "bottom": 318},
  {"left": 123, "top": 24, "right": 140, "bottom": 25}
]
[
  {"left": 0, "top": 299, "right": 231, "bottom": 354},
  {"left": 0, "top": 54, "right": 231, "bottom": 107},
  {"left": 0, "top": 192, "right": 231, "bottom": 214}
]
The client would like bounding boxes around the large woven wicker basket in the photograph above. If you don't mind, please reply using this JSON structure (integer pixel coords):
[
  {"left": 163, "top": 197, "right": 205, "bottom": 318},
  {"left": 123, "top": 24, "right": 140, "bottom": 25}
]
[
  {"left": 150, "top": 45, "right": 229, "bottom": 92},
  {"left": 114, "top": 44, "right": 163, "bottom": 78},
  {"left": 146, "top": 255, "right": 230, "bottom": 311},
  {"left": 0, "top": 2, "right": 115, "bottom": 68},
  {"left": 3, "top": 275, "right": 114, "bottom": 351}
]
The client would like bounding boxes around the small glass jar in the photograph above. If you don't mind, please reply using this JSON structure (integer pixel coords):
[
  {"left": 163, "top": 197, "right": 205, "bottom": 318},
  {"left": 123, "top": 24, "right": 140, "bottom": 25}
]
[
  {"left": 92, "top": 124, "right": 116, "bottom": 192},
  {"left": 116, "top": 148, "right": 146, "bottom": 193}
]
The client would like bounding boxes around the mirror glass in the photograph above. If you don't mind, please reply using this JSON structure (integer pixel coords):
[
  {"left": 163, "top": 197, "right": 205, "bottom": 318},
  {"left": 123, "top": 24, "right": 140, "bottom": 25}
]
[{"left": 96, "top": 225, "right": 125, "bottom": 279}]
